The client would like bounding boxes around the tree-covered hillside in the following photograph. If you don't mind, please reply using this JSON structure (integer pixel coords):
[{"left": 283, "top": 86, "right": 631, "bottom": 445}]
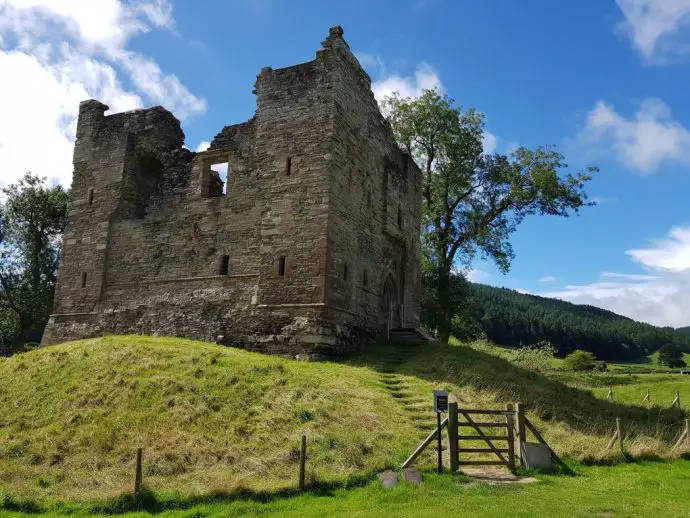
[
  {"left": 465, "top": 283, "right": 690, "bottom": 361},
  {"left": 677, "top": 327, "right": 690, "bottom": 337}
]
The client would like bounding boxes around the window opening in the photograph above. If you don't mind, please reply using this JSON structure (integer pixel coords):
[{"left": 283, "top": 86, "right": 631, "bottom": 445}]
[
  {"left": 343, "top": 263, "right": 348, "bottom": 282},
  {"left": 363, "top": 269, "right": 368, "bottom": 287},
  {"left": 87, "top": 188, "right": 94, "bottom": 205},
  {"left": 220, "top": 255, "right": 230, "bottom": 276},
  {"left": 397, "top": 206, "right": 402, "bottom": 228},
  {"left": 202, "top": 156, "right": 230, "bottom": 198},
  {"left": 285, "top": 157, "right": 292, "bottom": 176},
  {"left": 81, "top": 272, "right": 87, "bottom": 289},
  {"left": 278, "top": 256, "right": 286, "bottom": 276},
  {"left": 210, "top": 163, "right": 229, "bottom": 196}
]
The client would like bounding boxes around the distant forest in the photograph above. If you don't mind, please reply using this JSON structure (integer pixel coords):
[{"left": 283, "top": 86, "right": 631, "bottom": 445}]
[
  {"left": 464, "top": 283, "right": 690, "bottom": 361},
  {"left": 677, "top": 327, "right": 690, "bottom": 337}
]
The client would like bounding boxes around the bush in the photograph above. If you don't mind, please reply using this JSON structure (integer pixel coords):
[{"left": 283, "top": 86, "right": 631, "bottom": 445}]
[
  {"left": 511, "top": 341, "right": 556, "bottom": 373},
  {"left": 563, "top": 350, "right": 597, "bottom": 371},
  {"left": 658, "top": 344, "right": 687, "bottom": 368},
  {"left": 593, "top": 361, "right": 608, "bottom": 372}
]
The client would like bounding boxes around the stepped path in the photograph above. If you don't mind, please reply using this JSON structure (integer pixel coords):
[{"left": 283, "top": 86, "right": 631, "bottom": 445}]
[
  {"left": 371, "top": 342, "right": 534, "bottom": 483},
  {"left": 374, "top": 345, "right": 445, "bottom": 450}
]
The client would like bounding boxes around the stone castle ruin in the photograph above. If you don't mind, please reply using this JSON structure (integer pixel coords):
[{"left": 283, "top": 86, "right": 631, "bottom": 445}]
[{"left": 41, "top": 27, "right": 422, "bottom": 358}]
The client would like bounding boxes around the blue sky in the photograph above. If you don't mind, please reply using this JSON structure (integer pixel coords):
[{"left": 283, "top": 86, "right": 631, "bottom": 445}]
[{"left": 1, "top": 0, "right": 690, "bottom": 327}]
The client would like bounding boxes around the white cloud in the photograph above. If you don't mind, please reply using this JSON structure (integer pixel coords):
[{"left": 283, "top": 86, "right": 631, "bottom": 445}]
[
  {"left": 601, "top": 271, "right": 659, "bottom": 281},
  {"left": 364, "top": 56, "right": 504, "bottom": 157},
  {"left": 0, "top": 0, "right": 205, "bottom": 188},
  {"left": 615, "top": 0, "right": 690, "bottom": 61},
  {"left": 539, "top": 275, "right": 557, "bottom": 283},
  {"left": 371, "top": 62, "right": 443, "bottom": 103},
  {"left": 482, "top": 131, "right": 497, "bottom": 154},
  {"left": 195, "top": 141, "right": 211, "bottom": 152},
  {"left": 579, "top": 98, "right": 690, "bottom": 173},
  {"left": 540, "top": 225, "right": 690, "bottom": 327},
  {"left": 464, "top": 268, "right": 490, "bottom": 283},
  {"left": 627, "top": 226, "right": 690, "bottom": 271}
]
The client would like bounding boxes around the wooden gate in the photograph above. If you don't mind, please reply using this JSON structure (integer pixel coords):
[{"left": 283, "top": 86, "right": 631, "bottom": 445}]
[
  {"left": 401, "top": 401, "right": 567, "bottom": 473},
  {"left": 448, "top": 404, "right": 516, "bottom": 470}
]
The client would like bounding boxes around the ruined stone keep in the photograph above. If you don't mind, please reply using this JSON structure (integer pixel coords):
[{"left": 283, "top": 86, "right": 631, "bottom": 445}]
[{"left": 41, "top": 27, "right": 422, "bottom": 358}]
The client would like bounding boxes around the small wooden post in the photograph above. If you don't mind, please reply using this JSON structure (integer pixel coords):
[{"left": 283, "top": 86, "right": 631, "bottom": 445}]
[
  {"left": 516, "top": 402, "right": 526, "bottom": 465},
  {"left": 616, "top": 418, "right": 624, "bottom": 455},
  {"left": 134, "top": 448, "right": 143, "bottom": 503},
  {"left": 606, "top": 386, "right": 613, "bottom": 400},
  {"left": 505, "top": 403, "right": 516, "bottom": 471},
  {"left": 672, "top": 391, "right": 681, "bottom": 409},
  {"left": 643, "top": 389, "right": 650, "bottom": 404},
  {"left": 436, "top": 411, "right": 443, "bottom": 473},
  {"left": 448, "top": 402, "right": 459, "bottom": 472},
  {"left": 676, "top": 419, "right": 690, "bottom": 450},
  {"left": 299, "top": 434, "right": 306, "bottom": 491}
]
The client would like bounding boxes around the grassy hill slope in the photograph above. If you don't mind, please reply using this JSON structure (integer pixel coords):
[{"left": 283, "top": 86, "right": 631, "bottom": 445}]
[{"left": 0, "top": 336, "right": 688, "bottom": 505}]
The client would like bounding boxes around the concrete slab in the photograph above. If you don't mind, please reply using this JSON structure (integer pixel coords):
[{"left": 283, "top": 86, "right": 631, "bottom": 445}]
[
  {"left": 402, "top": 467, "right": 423, "bottom": 484},
  {"left": 521, "top": 442, "right": 553, "bottom": 470},
  {"left": 377, "top": 470, "right": 398, "bottom": 488}
]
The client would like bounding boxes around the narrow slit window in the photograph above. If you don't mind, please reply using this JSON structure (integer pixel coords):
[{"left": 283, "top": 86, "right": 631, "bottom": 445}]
[
  {"left": 363, "top": 269, "right": 368, "bottom": 287},
  {"left": 343, "top": 263, "right": 348, "bottom": 282},
  {"left": 87, "top": 188, "right": 94, "bottom": 205},
  {"left": 220, "top": 255, "right": 230, "bottom": 276},
  {"left": 285, "top": 157, "right": 292, "bottom": 176},
  {"left": 397, "top": 206, "right": 402, "bottom": 228},
  {"left": 278, "top": 256, "right": 286, "bottom": 276},
  {"left": 81, "top": 272, "right": 87, "bottom": 289}
]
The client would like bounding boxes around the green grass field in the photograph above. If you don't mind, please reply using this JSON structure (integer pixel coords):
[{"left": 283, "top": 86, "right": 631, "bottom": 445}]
[
  {"left": 2, "top": 461, "right": 689, "bottom": 517},
  {"left": 1, "top": 335, "right": 690, "bottom": 515}
]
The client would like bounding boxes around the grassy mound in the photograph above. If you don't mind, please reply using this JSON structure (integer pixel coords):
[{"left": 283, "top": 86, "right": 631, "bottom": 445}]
[{"left": 0, "top": 336, "right": 687, "bottom": 506}]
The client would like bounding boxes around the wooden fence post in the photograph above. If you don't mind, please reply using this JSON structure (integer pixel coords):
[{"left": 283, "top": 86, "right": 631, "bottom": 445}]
[
  {"left": 606, "top": 386, "right": 613, "bottom": 400},
  {"left": 643, "top": 390, "right": 650, "bottom": 404},
  {"left": 505, "top": 403, "right": 515, "bottom": 471},
  {"left": 515, "top": 402, "right": 526, "bottom": 464},
  {"left": 672, "top": 391, "right": 681, "bottom": 409},
  {"left": 674, "top": 419, "right": 690, "bottom": 450},
  {"left": 448, "top": 402, "right": 459, "bottom": 472},
  {"left": 299, "top": 434, "right": 307, "bottom": 491},
  {"left": 134, "top": 448, "right": 143, "bottom": 504},
  {"left": 616, "top": 418, "right": 624, "bottom": 455}
]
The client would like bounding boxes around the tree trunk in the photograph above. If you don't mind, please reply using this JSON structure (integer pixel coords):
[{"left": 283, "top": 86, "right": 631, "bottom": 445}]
[{"left": 436, "top": 263, "right": 452, "bottom": 343}]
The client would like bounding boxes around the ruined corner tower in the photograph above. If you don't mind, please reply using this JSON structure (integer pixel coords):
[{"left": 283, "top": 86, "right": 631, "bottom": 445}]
[{"left": 42, "top": 26, "right": 423, "bottom": 358}]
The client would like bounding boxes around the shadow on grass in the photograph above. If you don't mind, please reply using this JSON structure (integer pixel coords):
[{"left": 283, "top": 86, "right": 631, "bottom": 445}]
[
  {"left": 1, "top": 475, "right": 373, "bottom": 516},
  {"left": 348, "top": 341, "right": 687, "bottom": 442}
]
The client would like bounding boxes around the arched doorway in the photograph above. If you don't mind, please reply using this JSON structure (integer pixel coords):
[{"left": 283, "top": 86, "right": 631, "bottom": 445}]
[{"left": 381, "top": 274, "right": 401, "bottom": 339}]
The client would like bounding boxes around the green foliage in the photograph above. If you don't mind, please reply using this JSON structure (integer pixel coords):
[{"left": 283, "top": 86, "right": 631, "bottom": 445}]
[
  {"left": 510, "top": 341, "right": 556, "bottom": 373},
  {"left": 676, "top": 326, "right": 690, "bottom": 337},
  {"left": 563, "top": 350, "right": 598, "bottom": 371},
  {"left": 0, "top": 173, "right": 68, "bottom": 353},
  {"left": 381, "top": 89, "right": 597, "bottom": 342},
  {"left": 464, "top": 283, "right": 690, "bottom": 361},
  {"left": 658, "top": 344, "right": 687, "bottom": 368}
]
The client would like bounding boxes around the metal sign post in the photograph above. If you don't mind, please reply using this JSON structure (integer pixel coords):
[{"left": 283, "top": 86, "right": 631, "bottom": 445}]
[{"left": 434, "top": 390, "right": 448, "bottom": 473}]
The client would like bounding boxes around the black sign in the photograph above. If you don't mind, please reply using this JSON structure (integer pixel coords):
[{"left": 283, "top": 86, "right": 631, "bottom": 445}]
[{"left": 434, "top": 390, "right": 448, "bottom": 413}]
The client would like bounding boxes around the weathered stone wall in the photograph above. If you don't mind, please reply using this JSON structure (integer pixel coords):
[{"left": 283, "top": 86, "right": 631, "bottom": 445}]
[{"left": 42, "top": 26, "right": 422, "bottom": 357}]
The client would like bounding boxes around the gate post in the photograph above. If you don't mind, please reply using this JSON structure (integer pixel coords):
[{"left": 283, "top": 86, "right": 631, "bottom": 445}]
[
  {"left": 448, "top": 402, "right": 459, "bottom": 472},
  {"left": 505, "top": 403, "right": 515, "bottom": 471},
  {"left": 516, "top": 402, "right": 526, "bottom": 466}
]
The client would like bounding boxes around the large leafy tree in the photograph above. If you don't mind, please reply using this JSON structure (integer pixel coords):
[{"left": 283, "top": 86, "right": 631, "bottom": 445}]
[
  {"left": 0, "top": 173, "right": 68, "bottom": 353},
  {"left": 658, "top": 344, "right": 687, "bottom": 368},
  {"left": 382, "top": 89, "right": 597, "bottom": 342}
]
